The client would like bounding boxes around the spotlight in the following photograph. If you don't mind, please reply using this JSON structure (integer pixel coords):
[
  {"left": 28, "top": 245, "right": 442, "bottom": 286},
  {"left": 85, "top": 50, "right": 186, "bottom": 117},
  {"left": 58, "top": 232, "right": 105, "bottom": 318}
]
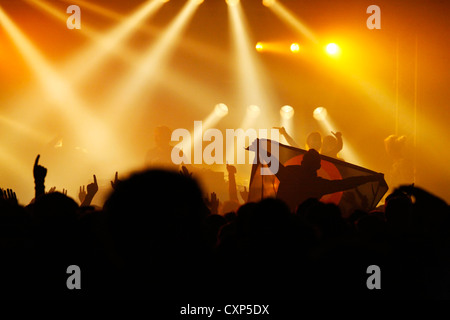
[
  {"left": 313, "top": 107, "right": 327, "bottom": 121},
  {"left": 247, "top": 105, "right": 260, "bottom": 118},
  {"left": 290, "top": 43, "right": 300, "bottom": 53},
  {"left": 280, "top": 105, "right": 294, "bottom": 119},
  {"left": 255, "top": 42, "right": 263, "bottom": 52},
  {"left": 226, "top": 0, "right": 240, "bottom": 6},
  {"left": 326, "top": 43, "right": 339, "bottom": 55},
  {"left": 215, "top": 103, "right": 229, "bottom": 117},
  {"left": 262, "top": 0, "right": 276, "bottom": 7}
]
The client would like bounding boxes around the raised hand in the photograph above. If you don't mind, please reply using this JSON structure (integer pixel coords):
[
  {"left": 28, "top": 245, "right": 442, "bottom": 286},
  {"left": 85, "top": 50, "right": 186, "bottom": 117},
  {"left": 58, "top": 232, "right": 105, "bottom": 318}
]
[
  {"left": 273, "top": 126, "right": 287, "bottom": 135},
  {"left": 331, "top": 131, "right": 342, "bottom": 138},
  {"left": 0, "top": 188, "right": 18, "bottom": 205},
  {"left": 62, "top": 188, "right": 68, "bottom": 196},
  {"left": 86, "top": 175, "right": 98, "bottom": 196},
  {"left": 78, "top": 185, "right": 87, "bottom": 203},
  {"left": 110, "top": 171, "right": 121, "bottom": 190},
  {"left": 33, "top": 155, "right": 47, "bottom": 198},
  {"left": 81, "top": 175, "right": 98, "bottom": 207},
  {"left": 239, "top": 186, "right": 249, "bottom": 202},
  {"left": 226, "top": 163, "right": 237, "bottom": 175},
  {"left": 47, "top": 186, "right": 56, "bottom": 193},
  {"left": 180, "top": 166, "right": 192, "bottom": 178},
  {"left": 210, "top": 192, "right": 219, "bottom": 215},
  {"left": 33, "top": 155, "right": 47, "bottom": 182},
  {"left": 248, "top": 138, "right": 259, "bottom": 151}
]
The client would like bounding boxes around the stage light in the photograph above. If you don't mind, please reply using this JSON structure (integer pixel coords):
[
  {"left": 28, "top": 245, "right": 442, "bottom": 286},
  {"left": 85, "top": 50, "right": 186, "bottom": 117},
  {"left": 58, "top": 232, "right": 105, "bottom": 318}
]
[
  {"left": 290, "top": 43, "right": 300, "bottom": 53},
  {"left": 255, "top": 42, "right": 264, "bottom": 52},
  {"left": 62, "top": 0, "right": 165, "bottom": 83},
  {"left": 280, "top": 105, "right": 294, "bottom": 119},
  {"left": 106, "top": 0, "right": 202, "bottom": 121},
  {"left": 326, "top": 43, "right": 340, "bottom": 55},
  {"left": 228, "top": 0, "right": 277, "bottom": 127},
  {"left": 247, "top": 105, "right": 261, "bottom": 118},
  {"left": 264, "top": 0, "right": 317, "bottom": 43},
  {"left": 313, "top": 107, "right": 327, "bottom": 121},
  {"left": 215, "top": 103, "right": 229, "bottom": 117},
  {"left": 262, "top": 0, "right": 276, "bottom": 7},
  {"left": 226, "top": 0, "right": 240, "bottom": 6},
  {"left": 192, "top": 103, "right": 229, "bottom": 150}
]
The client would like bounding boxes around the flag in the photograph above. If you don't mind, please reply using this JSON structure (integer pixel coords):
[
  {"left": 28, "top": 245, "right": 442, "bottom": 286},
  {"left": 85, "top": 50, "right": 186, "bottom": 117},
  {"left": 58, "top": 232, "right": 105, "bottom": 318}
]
[{"left": 247, "top": 139, "right": 388, "bottom": 216}]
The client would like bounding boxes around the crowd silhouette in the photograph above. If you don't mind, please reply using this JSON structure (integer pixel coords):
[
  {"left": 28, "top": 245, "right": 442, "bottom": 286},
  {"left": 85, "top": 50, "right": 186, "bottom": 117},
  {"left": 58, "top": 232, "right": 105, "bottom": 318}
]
[{"left": 0, "top": 148, "right": 449, "bottom": 300}]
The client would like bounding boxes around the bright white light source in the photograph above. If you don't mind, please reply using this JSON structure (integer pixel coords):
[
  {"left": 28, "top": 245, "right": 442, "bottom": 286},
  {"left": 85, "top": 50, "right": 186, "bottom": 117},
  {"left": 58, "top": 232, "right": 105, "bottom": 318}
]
[
  {"left": 226, "top": 0, "right": 240, "bottom": 6},
  {"left": 255, "top": 42, "right": 263, "bottom": 52},
  {"left": 290, "top": 43, "right": 300, "bottom": 53},
  {"left": 313, "top": 107, "right": 327, "bottom": 121},
  {"left": 215, "top": 103, "right": 229, "bottom": 117},
  {"left": 262, "top": 0, "right": 276, "bottom": 7},
  {"left": 280, "top": 105, "right": 294, "bottom": 119},
  {"left": 247, "top": 105, "right": 260, "bottom": 118},
  {"left": 326, "top": 43, "right": 339, "bottom": 55}
]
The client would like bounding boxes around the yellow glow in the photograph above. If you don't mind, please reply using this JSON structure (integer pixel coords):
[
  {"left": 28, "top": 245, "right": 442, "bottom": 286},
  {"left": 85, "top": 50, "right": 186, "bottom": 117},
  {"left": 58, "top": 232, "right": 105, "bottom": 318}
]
[
  {"left": 313, "top": 107, "right": 327, "bottom": 121},
  {"left": 312, "top": 109, "right": 362, "bottom": 165},
  {"left": 280, "top": 105, "right": 294, "bottom": 119},
  {"left": 0, "top": 115, "right": 52, "bottom": 143},
  {"left": 226, "top": 0, "right": 240, "bottom": 6},
  {"left": 0, "top": 7, "right": 119, "bottom": 165},
  {"left": 26, "top": 0, "right": 224, "bottom": 137},
  {"left": 107, "top": 0, "right": 201, "bottom": 121},
  {"left": 25, "top": 0, "right": 97, "bottom": 36},
  {"left": 290, "top": 43, "right": 300, "bottom": 53},
  {"left": 240, "top": 105, "right": 261, "bottom": 129},
  {"left": 255, "top": 42, "right": 264, "bottom": 52},
  {"left": 265, "top": 0, "right": 318, "bottom": 43},
  {"left": 191, "top": 103, "right": 229, "bottom": 149},
  {"left": 63, "top": 0, "right": 165, "bottom": 83},
  {"left": 228, "top": 2, "right": 277, "bottom": 123},
  {"left": 326, "top": 43, "right": 340, "bottom": 55},
  {"left": 247, "top": 105, "right": 261, "bottom": 118},
  {"left": 215, "top": 103, "right": 229, "bottom": 117},
  {"left": 63, "top": 0, "right": 223, "bottom": 67},
  {"left": 262, "top": 0, "right": 276, "bottom": 7},
  {"left": 319, "top": 118, "right": 361, "bottom": 165},
  {"left": 280, "top": 105, "right": 294, "bottom": 144}
]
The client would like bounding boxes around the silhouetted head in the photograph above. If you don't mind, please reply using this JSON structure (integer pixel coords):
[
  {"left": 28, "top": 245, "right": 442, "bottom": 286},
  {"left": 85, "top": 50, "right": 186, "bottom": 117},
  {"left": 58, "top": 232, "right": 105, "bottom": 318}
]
[
  {"left": 384, "top": 134, "right": 406, "bottom": 160},
  {"left": 322, "top": 135, "right": 337, "bottom": 155},
  {"left": 104, "top": 169, "right": 209, "bottom": 259},
  {"left": 385, "top": 190, "right": 413, "bottom": 233},
  {"left": 301, "top": 149, "right": 321, "bottom": 172},
  {"left": 306, "top": 132, "right": 322, "bottom": 151},
  {"left": 33, "top": 192, "right": 79, "bottom": 227},
  {"left": 154, "top": 126, "right": 172, "bottom": 148}
]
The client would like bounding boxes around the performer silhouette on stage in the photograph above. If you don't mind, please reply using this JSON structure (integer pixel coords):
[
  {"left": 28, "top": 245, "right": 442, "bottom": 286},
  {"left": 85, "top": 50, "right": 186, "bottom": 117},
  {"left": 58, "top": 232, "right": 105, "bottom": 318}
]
[{"left": 251, "top": 139, "right": 384, "bottom": 211}]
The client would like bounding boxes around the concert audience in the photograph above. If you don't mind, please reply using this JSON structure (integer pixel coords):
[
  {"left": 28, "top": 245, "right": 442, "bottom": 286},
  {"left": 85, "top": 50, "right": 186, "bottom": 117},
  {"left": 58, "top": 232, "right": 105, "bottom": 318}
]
[{"left": 0, "top": 154, "right": 448, "bottom": 300}]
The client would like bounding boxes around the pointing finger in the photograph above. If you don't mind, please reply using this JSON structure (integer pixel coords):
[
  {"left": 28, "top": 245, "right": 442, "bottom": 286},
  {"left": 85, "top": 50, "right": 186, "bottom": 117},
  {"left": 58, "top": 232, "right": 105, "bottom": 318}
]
[{"left": 34, "top": 155, "right": 40, "bottom": 167}]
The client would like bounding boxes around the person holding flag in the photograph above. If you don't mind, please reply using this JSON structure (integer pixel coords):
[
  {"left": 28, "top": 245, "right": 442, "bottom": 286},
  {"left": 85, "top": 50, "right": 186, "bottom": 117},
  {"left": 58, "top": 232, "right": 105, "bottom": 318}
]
[{"left": 249, "top": 139, "right": 385, "bottom": 212}]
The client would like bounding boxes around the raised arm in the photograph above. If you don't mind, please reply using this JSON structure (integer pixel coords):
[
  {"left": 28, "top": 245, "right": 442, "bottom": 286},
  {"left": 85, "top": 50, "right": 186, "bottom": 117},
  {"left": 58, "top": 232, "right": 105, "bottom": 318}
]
[
  {"left": 320, "top": 173, "right": 384, "bottom": 195},
  {"left": 81, "top": 175, "right": 98, "bottom": 207},
  {"left": 226, "top": 164, "right": 239, "bottom": 203},
  {"left": 250, "top": 138, "right": 286, "bottom": 177},
  {"left": 33, "top": 155, "right": 47, "bottom": 199},
  {"left": 274, "top": 127, "right": 299, "bottom": 148},
  {"left": 331, "top": 131, "right": 343, "bottom": 155}
]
